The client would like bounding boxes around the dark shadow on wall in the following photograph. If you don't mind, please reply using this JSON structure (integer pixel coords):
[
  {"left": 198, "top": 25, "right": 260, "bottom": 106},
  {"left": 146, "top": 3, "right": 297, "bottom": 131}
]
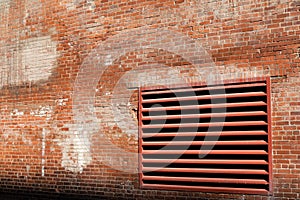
[{"left": 0, "top": 191, "right": 132, "bottom": 200}]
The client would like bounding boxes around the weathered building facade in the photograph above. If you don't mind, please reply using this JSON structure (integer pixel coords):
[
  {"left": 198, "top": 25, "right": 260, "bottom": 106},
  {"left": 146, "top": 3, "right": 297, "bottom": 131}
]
[{"left": 0, "top": 0, "right": 299, "bottom": 199}]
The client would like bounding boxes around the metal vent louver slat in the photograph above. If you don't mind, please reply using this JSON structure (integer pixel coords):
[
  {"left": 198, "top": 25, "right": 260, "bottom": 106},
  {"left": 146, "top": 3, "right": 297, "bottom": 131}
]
[{"left": 139, "top": 78, "right": 272, "bottom": 195}]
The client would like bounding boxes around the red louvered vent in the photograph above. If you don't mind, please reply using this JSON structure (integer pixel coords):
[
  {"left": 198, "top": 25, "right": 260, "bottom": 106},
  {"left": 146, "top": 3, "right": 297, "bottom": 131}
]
[{"left": 138, "top": 78, "right": 272, "bottom": 195}]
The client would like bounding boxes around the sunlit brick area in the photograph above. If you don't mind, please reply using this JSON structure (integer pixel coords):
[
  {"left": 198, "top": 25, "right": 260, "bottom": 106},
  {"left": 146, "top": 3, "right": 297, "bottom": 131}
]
[{"left": 0, "top": 0, "right": 299, "bottom": 199}]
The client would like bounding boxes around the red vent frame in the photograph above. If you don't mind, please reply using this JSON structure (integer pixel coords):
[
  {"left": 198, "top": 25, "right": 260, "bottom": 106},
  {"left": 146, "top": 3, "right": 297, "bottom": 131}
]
[{"left": 138, "top": 77, "right": 272, "bottom": 195}]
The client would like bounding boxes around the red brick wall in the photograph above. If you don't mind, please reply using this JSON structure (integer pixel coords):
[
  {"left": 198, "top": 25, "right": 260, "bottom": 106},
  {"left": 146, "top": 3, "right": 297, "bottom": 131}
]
[{"left": 0, "top": 0, "right": 299, "bottom": 199}]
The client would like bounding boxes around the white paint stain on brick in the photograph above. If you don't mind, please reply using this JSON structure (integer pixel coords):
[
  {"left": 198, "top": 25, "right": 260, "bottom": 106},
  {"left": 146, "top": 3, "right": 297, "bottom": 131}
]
[
  {"left": 86, "top": 0, "right": 95, "bottom": 11},
  {"left": 105, "top": 54, "right": 113, "bottom": 66},
  {"left": 10, "top": 109, "right": 24, "bottom": 116},
  {"left": 41, "top": 128, "right": 46, "bottom": 177},
  {"left": 60, "top": 0, "right": 79, "bottom": 10},
  {"left": 56, "top": 98, "right": 68, "bottom": 106},
  {"left": 30, "top": 106, "right": 53, "bottom": 120}
]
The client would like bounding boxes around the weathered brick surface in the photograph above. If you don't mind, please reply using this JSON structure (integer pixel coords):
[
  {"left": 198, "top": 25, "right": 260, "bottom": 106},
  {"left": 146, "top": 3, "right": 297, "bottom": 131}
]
[{"left": 0, "top": 0, "right": 299, "bottom": 199}]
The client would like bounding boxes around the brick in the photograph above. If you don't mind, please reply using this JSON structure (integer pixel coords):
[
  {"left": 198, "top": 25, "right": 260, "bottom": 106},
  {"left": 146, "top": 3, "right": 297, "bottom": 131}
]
[{"left": 0, "top": 0, "right": 299, "bottom": 199}]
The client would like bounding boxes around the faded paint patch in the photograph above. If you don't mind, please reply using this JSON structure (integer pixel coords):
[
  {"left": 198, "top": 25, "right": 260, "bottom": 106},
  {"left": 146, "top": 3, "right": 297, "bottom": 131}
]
[
  {"left": 215, "top": 65, "right": 284, "bottom": 80},
  {"left": 2, "top": 128, "right": 33, "bottom": 146},
  {"left": 21, "top": 36, "right": 58, "bottom": 82},
  {"left": 58, "top": 129, "right": 92, "bottom": 173},
  {"left": 0, "top": 0, "right": 58, "bottom": 87},
  {"left": 60, "top": 0, "right": 95, "bottom": 11},
  {"left": 0, "top": 36, "right": 58, "bottom": 87},
  {"left": 57, "top": 107, "right": 100, "bottom": 173},
  {"left": 110, "top": 65, "right": 186, "bottom": 138},
  {"left": 0, "top": 0, "right": 11, "bottom": 29}
]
